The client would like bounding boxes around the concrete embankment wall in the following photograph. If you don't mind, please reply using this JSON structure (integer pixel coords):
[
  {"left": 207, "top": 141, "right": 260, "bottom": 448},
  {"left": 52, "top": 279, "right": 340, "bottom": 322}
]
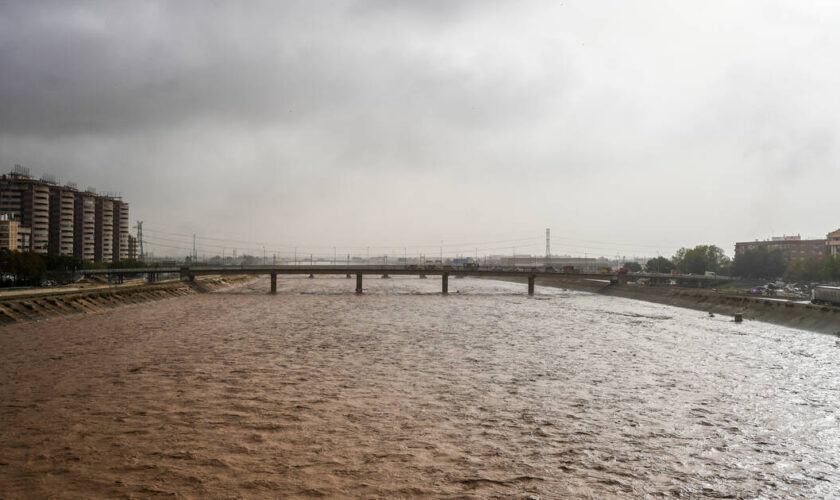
[
  {"left": 0, "top": 276, "right": 249, "bottom": 326},
  {"left": 495, "top": 276, "right": 840, "bottom": 335}
]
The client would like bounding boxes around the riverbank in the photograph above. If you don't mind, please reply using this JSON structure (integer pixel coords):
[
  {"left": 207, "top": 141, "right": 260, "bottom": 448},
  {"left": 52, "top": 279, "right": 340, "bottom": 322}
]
[
  {"left": 0, "top": 276, "right": 250, "bottom": 326},
  {"left": 517, "top": 276, "right": 840, "bottom": 335}
]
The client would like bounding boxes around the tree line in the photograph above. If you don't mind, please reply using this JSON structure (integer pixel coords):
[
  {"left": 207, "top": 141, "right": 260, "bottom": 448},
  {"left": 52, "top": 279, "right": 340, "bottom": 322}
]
[
  {"left": 621, "top": 245, "right": 840, "bottom": 283},
  {"left": 0, "top": 250, "right": 146, "bottom": 286}
]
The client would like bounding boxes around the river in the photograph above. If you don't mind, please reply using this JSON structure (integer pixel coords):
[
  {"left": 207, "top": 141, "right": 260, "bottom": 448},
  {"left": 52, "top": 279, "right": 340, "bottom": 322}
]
[{"left": 1, "top": 276, "right": 838, "bottom": 498}]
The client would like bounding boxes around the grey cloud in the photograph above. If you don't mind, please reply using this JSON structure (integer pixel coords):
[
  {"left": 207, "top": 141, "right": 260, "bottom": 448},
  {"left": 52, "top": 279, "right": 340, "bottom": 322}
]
[{"left": 2, "top": 1, "right": 840, "bottom": 256}]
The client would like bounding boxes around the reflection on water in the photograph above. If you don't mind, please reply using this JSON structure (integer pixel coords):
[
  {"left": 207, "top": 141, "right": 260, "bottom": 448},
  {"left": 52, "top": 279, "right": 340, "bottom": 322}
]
[{"left": 1, "top": 276, "right": 838, "bottom": 498}]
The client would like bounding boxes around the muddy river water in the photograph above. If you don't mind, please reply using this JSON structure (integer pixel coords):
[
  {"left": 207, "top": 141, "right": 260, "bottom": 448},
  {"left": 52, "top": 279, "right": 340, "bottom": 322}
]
[{"left": 1, "top": 276, "right": 838, "bottom": 498}]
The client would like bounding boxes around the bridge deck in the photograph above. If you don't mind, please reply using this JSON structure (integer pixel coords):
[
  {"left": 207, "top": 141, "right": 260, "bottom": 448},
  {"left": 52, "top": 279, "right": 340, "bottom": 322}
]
[{"left": 80, "top": 265, "right": 730, "bottom": 282}]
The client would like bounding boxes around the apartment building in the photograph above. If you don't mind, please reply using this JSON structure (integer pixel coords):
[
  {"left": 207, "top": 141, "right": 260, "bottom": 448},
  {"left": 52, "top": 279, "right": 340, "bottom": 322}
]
[
  {"left": 94, "top": 196, "right": 114, "bottom": 263},
  {"left": 827, "top": 229, "right": 840, "bottom": 256},
  {"left": 112, "top": 200, "right": 130, "bottom": 261},
  {"left": 734, "top": 234, "right": 828, "bottom": 262},
  {"left": 73, "top": 191, "right": 96, "bottom": 261},
  {"left": 0, "top": 167, "right": 50, "bottom": 253},
  {"left": 49, "top": 184, "right": 76, "bottom": 256},
  {"left": 0, "top": 167, "right": 131, "bottom": 262},
  {"left": 0, "top": 214, "right": 20, "bottom": 251}
]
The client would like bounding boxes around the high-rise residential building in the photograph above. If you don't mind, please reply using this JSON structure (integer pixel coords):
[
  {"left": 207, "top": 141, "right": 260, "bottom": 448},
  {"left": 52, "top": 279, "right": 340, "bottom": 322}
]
[
  {"left": 112, "top": 200, "right": 130, "bottom": 261},
  {"left": 1, "top": 167, "right": 132, "bottom": 262},
  {"left": 94, "top": 196, "right": 114, "bottom": 263},
  {"left": 0, "top": 167, "right": 50, "bottom": 253},
  {"left": 17, "top": 226, "right": 31, "bottom": 251},
  {"left": 73, "top": 192, "right": 96, "bottom": 261},
  {"left": 49, "top": 184, "right": 76, "bottom": 256},
  {"left": 127, "top": 234, "right": 138, "bottom": 260}
]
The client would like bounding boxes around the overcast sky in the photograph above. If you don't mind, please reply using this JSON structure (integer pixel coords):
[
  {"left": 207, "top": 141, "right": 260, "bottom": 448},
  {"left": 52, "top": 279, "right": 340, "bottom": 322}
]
[{"left": 1, "top": 1, "right": 839, "bottom": 259}]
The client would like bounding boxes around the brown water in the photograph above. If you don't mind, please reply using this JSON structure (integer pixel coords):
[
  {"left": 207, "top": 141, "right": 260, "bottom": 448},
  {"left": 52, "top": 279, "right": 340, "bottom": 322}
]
[{"left": 1, "top": 276, "right": 838, "bottom": 498}]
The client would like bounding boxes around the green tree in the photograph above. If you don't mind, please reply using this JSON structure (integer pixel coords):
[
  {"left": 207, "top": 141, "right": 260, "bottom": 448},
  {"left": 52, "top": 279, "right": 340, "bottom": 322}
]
[
  {"left": 824, "top": 254, "right": 840, "bottom": 283},
  {"left": 732, "top": 247, "right": 787, "bottom": 279},
  {"left": 622, "top": 261, "right": 642, "bottom": 272},
  {"left": 645, "top": 256, "right": 675, "bottom": 273},
  {"left": 672, "top": 245, "right": 731, "bottom": 275},
  {"left": 784, "top": 257, "right": 825, "bottom": 283},
  {"left": 0, "top": 250, "right": 46, "bottom": 286}
]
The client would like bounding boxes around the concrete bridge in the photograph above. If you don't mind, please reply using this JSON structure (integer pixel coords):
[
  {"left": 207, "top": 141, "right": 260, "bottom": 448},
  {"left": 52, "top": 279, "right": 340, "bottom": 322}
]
[{"left": 79, "top": 265, "right": 732, "bottom": 296}]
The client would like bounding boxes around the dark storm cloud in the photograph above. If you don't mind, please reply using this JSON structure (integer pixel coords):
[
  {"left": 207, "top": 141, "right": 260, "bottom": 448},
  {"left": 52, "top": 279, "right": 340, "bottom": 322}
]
[
  {"left": 0, "top": 0, "right": 550, "bottom": 141},
  {"left": 1, "top": 0, "right": 839, "bottom": 256}
]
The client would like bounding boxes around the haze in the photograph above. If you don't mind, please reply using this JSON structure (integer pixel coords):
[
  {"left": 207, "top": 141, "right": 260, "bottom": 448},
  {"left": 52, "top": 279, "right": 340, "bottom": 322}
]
[{"left": 1, "top": 1, "right": 838, "bottom": 259}]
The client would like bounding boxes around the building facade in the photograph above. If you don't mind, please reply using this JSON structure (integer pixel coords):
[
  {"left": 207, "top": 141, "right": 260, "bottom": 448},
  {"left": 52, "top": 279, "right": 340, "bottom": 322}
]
[
  {"left": 0, "top": 167, "right": 131, "bottom": 262},
  {"left": 735, "top": 235, "right": 828, "bottom": 262},
  {"left": 112, "top": 200, "right": 130, "bottom": 261},
  {"left": 73, "top": 192, "right": 96, "bottom": 261},
  {"left": 0, "top": 214, "right": 20, "bottom": 251},
  {"left": 49, "top": 185, "right": 76, "bottom": 256},
  {"left": 94, "top": 197, "right": 113, "bottom": 263},
  {"left": 127, "top": 234, "right": 138, "bottom": 260},
  {"left": 827, "top": 229, "right": 840, "bottom": 256},
  {"left": 0, "top": 168, "right": 50, "bottom": 254}
]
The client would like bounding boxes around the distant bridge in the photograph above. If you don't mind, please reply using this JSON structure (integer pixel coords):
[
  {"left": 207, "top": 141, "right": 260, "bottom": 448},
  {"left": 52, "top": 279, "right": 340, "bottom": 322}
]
[{"left": 79, "top": 265, "right": 733, "bottom": 296}]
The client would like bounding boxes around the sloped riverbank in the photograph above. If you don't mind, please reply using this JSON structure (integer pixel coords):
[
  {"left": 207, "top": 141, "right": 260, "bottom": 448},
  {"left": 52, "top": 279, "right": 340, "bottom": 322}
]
[
  {"left": 495, "top": 276, "right": 840, "bottom": 335},
  {"left": 0, "top": 276, "right": 250, "bottom": 326}
]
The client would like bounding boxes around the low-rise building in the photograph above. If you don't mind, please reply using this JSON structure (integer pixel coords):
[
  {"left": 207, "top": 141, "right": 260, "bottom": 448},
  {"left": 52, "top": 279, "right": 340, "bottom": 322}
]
[
  {"left": 827, "top": 229, "right": 840, "bottom": 256},
  {"left": 0, "top": 214, "right": 20, "bottom": 251},
  {"left": 735, "top": 234, "right": 828, "bottom": 262}
]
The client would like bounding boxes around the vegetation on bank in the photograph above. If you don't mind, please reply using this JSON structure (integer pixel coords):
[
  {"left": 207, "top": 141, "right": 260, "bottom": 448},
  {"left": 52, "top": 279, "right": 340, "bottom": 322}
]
[
  {"left": 633, "top": 244, "right": 840, "bottom": 283},
  {"left": 0, "top": 250, "right": 147, "bottom": 287}
]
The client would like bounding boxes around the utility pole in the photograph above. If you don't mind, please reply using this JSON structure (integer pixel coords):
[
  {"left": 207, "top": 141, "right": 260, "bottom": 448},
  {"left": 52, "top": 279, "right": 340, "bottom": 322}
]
[
  {"left": 546, "top": 228, "right": 550, "bottom": 266},
  {"left": 192, "top": 234, "right": 196, "bottom": 262}
]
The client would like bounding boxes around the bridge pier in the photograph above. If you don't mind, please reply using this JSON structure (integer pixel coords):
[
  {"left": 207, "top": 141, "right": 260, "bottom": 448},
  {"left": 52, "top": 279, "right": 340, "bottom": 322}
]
[
  {"left": 270, "top": 273, "right": 277, "bottom": 294},
  {"left": 442, "top": 273, "right": 449, "bottom": 295},
  {"left": 419, "top": 274, "right": 427, "bottom": 279},
  {"left": 308, "top": 273, "right": 314, "bottom": 279},
  {"left": 356, "top": 273, "right": 363, "bottom": 294},
  {"left": 346, "top": 273, "right": 352, "bottom": 279},
  {"left": 381, "top": 274, "right": 390, "bottom": 279},
  {"left": 528, "top": 275, "right": 535, "bottom": 296}
]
